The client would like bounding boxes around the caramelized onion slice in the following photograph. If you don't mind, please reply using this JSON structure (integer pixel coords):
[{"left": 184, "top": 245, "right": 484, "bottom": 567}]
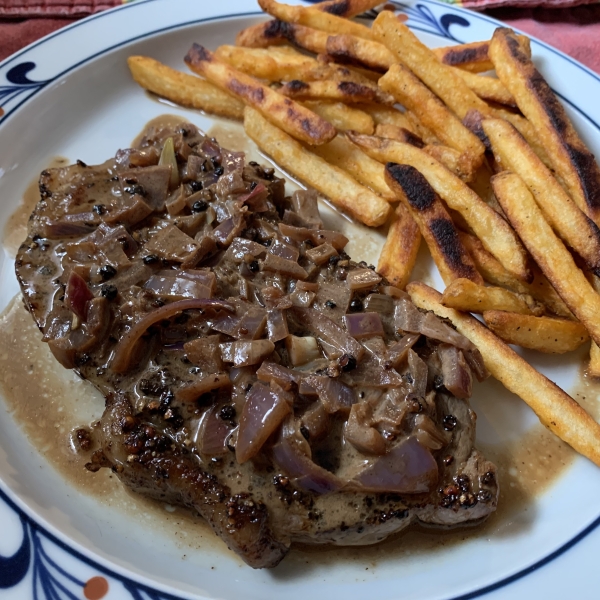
[
  {"left": 65, "top": 271, "right": 93, "bottom": 320},
  {"left": 305, "top": 375, "right": 355, "bottom": 415},
  {"left": 220, "top": 339, "right": 275, "bottom": 367},
  {"left": 354, "top": 437, "right": 438, "bottom": 494},
  {"left": 176, "top": 372, "right": 231, "bottom": 403},
  {"left": 111, "top": 299, "right": 234, "bottom": 373},
  {"left": 343, "top": 312, "right": 384, "bottom": 340},
  {"left": 199, "top": 405, "right": 234, "bottom": 455},
  {"left": 236, "top": 382, "right": 292, "bottom": 464}
]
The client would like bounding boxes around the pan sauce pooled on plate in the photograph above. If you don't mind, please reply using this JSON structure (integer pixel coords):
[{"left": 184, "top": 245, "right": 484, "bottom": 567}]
[{"left": 15, "top": 121, "right": 497, "bottom": 568}]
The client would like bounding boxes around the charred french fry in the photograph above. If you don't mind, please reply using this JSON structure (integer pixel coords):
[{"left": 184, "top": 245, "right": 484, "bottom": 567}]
[
  {"left": 235, "top": 19, "right": 289, "bottom": 48},
  {"left": 348, "top": 133, "right": 530, "bottom": 283},
  {"left": 491, "top": 170, "right": 600, "bottom": 345},
  {"left": 259, "top": 0, "right": 376, "bottom": 41},
  {"left": 312, "top": 135, "right": 394, "bottom": 199},
  {"left": 127, "top": 56, "right": 244, "bottom": 120},
  {"left": 303, "top": 101, "right": 374, "bottom": 134},
  {"left": 377, "top": 202, "right": 421, "bottom": 289},
  {"left": 378, "top": 64, "right": 485, "bottom": 164},
  {"left": 441, "top": 278, "right": 539, "bottom": 315},
  {"left": 489, "top": 28, "right": 600, "bottom": 226},
  {"left": 325, "top": 34, "right": 395, "bottom": 73},
  {"left": 184, "top": 44, "right": 335, "bottom": 146},
  {"left": 244, "top": 107, "right": 390, "bottom": 226},
  {"left": 407, "top": 281, "right": 600, "bottom": 467},
  {"left": 483, "top": 311, "right": 589, "bottom": 354},
  {"left": 483, "top": 117, "right": 600, "bottom": 277},
  {"left": 280, "top": 78, "right": 394, "bottom": 105},
  {"left": 452, "top": 69, "right": 516, "bottom": 107},
  {"left": 315, "top": 0, "right": 388, "bottom": 17},
  {"left": 432, "top": 35, "right": 531, "bottom": 73},
  {"left": 384, "top": 163, "right": 483, "bottom": 285},
  {"left": 375, "top": 123, "right": 424, "bottom": 146},
  {"left": 458, "top": 231, "right": 573, "bottom": 318}
]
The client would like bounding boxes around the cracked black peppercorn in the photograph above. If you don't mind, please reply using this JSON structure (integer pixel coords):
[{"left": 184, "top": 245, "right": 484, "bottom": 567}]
[
  {"left": 443, "top": 414, "right": 458, "bottom": 431},
  {"left": 143, "top": 254, "right": 159, "bottom": 264},
  {"left": 190, "top": 180, "right": 203, "bottom": 192},
  {"left": 248, "top": 260, "right": 260, "bottom": 273},
  {"left": 300, "top": 426, "right": 310, "bottom": 440},
  {"left": 220, "top": 405, "right": 236, "bottom": 421},
  {"left": 93, "top": 204, "right": 105, "bottom": 215},
  {"left": 349, "top": 297, "right": 363, "bottom": 312},
  {"left": 192, "top": 200, "right": 208, "bottom": 213},
  {"left": 99, "top": 264, "right": 117, "bottom": 281},
  {"left": 124, "top": 184, "right": 146, "bottom": 196},
  {"left": 325, "top": 300, "right": 336, "bottom": 309},
  {"left": 214, "top": 166, "right": 224, "bottom": 177},
  {"left": 250, "top": 181, "right": 258, "bottom": 190},
  {"left": 101, "top": 284, "right": 118, "bottom": 300},
  {"left": 339, "top": 354, "right": 357, "bottom": 372}
]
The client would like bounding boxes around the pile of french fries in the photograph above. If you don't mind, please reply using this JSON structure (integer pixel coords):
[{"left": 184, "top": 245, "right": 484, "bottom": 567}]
[{"left": 127, "top": 0, "right": 600, "bottom": 467}]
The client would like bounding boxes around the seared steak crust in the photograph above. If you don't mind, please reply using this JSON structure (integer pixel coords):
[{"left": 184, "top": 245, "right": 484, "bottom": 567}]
[{"left": 15, "top": 121, "right": 498, "bottom": 568}]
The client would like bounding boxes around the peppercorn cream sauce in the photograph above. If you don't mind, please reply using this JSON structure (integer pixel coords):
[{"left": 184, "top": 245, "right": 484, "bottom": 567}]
[{"left": 0, "top": 117, "right": 597, "bottom": 568}]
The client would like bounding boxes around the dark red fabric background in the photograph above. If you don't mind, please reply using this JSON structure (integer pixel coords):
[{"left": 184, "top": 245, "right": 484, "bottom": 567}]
[{"left": 1, "top": 3, "right": 599, "bottom": 74}]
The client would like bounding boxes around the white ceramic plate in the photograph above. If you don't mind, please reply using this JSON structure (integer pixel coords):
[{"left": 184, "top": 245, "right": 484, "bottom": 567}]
[{"left": 1, "top": 1, "right": 600, "bottom": 598}]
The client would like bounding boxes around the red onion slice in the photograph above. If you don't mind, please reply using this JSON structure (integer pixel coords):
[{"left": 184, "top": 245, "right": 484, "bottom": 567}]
[
  {"left": 65, "top": 271, "right": 93, "bottom": 320},
  {"left": 305, "top": 375, "right": 355, "bottom": 415},
  {"left": 354, "top": 437, "right": 438, "bottom": 494},
  {"left": 343, "top": 312, "right": 385, "bottom": 340},
  {"left": 176, "top": 372, "right": 231, "bottom": 403},
  {"left": 199, "top": 405, "right": 234, "bottom": 455},
  {"left": 236, "top": 382, "right": 292, "bottom": 463},
  {"left": 220, "top": 340, "right": 275, "bottom": 367},
  {"left": 346, "top": 268, "right": 382, "bottom": 291},
  {"left": 111, "top": 299, "right": 234, "bottom": 373}
]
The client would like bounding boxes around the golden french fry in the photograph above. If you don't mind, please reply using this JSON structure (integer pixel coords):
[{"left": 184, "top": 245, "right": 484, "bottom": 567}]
[
  {"left": 403, "top": 110, "right": 441, "bottom": 145},
  {"left": 377, "top": 202, "right": 421, "bottom": 289},
  {"left": 458, "top": 231, "right": 573, "bottom": 318},
  {"left": 407, "top": 281, "right": 600, "bottom": 467},
  {"left": 441, "top": 278, "right": 538, "bottom": 315},
  {"left": 325, "top": 34, "right": 395, "bottom": 73},
  {"left": 357, "top": 104, "right": 415, "bottom": 131},
  {"left": 280, "top": 78, "right": 394, "bottom": 105},
  {"left": 127, "top": 56, "right": 244, "bottom": 120},
  {"left": 283, "top": 22, "right": 328, "bottom": 53},
  {"left": 483, "top": 117, "right": 600, "bottom": 277},
  {"left": 312, "top": 135, "right": 394, "bottom": 199},
  {"left": 589, "top": 342, "right": 600, "bottom": 377},
  {"left": 483, "top": 310, "right": 589, "bottom": 354},
  {"left": 489, "top": 28, "right": 600, "bottom": 226},
  {"left": 184, "top": 44, "right": 335, "bottom": 146},
  {"left": 259, "top": 0, "right": 376, "bottom": 41},
  {"left": 315, "top": 0, "right": 388, "bottom": 17},
  {"left": 384, "top": 163, "right": 483, "bottom": 285},
  {"left": 378, "top": 64, "right": 485, "bottom": 163},
  {"left": 452, "top": 69, "right": 516, "bottom": 107},
  {"left": 491, "top": 170, "right": 600, "bottom": 345},
  {"left": 235, "top": 19, "right": 289, "bottom": 48},
  {"left": 214, "top": 45, "right": 318, "bottom": 81},
  {"left": 347, "top": 133, "right": 531, "bottom": 282},
  {"left": 303, "top": 101, "right": 374, "bottom": 134},
  {"left": 432, "top": 35, "right": 531, "bottom": 73},
  {"left": 244, "top": 107, "right": 390, "bottom": 226},
  {"left": 423, "top": 144, "right": 476, "bottom": 182},
  {"left": 375, "top": 123, "right": 424, "bottom": 146}
]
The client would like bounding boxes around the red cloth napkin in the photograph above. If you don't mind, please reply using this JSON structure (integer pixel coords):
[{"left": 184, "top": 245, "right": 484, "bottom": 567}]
[{"left": 1, "top": 1, "right": 600, "bottom": 74}]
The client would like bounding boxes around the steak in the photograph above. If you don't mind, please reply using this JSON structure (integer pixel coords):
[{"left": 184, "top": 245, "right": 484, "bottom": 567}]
[{"left": 15, "top": 120, "right": 498, "bottom": 568}]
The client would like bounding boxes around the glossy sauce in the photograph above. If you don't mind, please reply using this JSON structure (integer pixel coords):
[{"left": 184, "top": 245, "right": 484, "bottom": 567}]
[{"left": 0, "top": 119, "right": 597, "bottom": 566}]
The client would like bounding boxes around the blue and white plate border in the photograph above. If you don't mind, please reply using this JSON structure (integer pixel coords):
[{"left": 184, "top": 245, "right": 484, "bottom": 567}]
[{"left": 1, "top": 1, "right": 600, "bottom": 598}]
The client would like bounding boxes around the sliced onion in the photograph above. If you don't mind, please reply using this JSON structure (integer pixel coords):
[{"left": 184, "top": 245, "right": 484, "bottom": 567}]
[
  {"left": 266, "top": 310, "right": 288, "bottom": 342},
  {"left": 363, "top": 293, "right": 394, "bottom": 314},
  {"left": 220, "top": 339, "right": 275, "bottom": 367},
  {"left": 419, "top": 312, "right": 474, "bottom": 351},
  {"left": 393, "top": 296, "right": 424, "bottom": 333},
  {"left": 235, "top": 306, "right": 267, "bottom": 340},
  {"left": 236, "top": 381, "right": 292, "bottom": 463},
  {"left": 143, "top": 275, "right": 212, "bottom": 299},
  {"left": 351, "top": 355, "right": 405, "bottom": 388},
  {"left": 386, "top": 333, "right": 420, "bottom": 369},
  {"left": 343, "top": 312, "right": 384, "bottom": 340},
  {"left": 184, "top": 334, "right": 223, "bottom": 372},
  {"left": 223, "top": 237, "right": 266, "bottom": 263},
  {"left": 211, "top": 313, "right": 241, "bottom": 336},
  {"left": 354, "top": 437, "right": 438, "bottom": 494},
  {"left": 301, "top": 401, "right": 329, "bottom": 440},
  {"left": 305, "top": 243, "right": 337, "bottom": 266},
  {"left": 346, "top": 268, "right": 382, "bottom": 291},
  {"left": 43, "top": 219, "right": 96, "bottom": 239},
  {"left": 198, "top": 405, "right": 234, "bottom": 455},
  {"left": 111, "top": 299, "right": 234, "bottom": 373},
  {"left": 305, "top": 375, "right": 355, "bottom": 415},
  {"left": 310, "top": 230, "right": 348, "bottom": 251},
  {"left": 286, "top": 335, "right": 321, "bottom": 366},
  {"left": 65, "top": 271, "right": 93, "bottom": 320},
  {"left": 464, "top": 347, "right": 489, "bottom": 382},
  {"left": 408, "top": 350, "right": 428, "bottom": 398},
  {"left": 414, "top": 414, "right": 450, "bottom": 450},
  {"left": 439, "top": 344, "right": 473, "bottom": 399},
  {"left": 291, "top": 189, "right": 322, "bottom": 228},
  {"left": 212, "top": 213, "right": 245, "bottom": 246},
  {"left": 263, "top": 253, "right": 308, "bottom": 280},
  {"left": 176, "top": 372, "right": 231, "bottom": 403},
  {"left": 158, "top": 138, "right": 179, "bottom": 190},
  {"left": 345, "top": 404, "right": 386, "bottom": 455},
  {"left": 239, "top": 183, "right": 269, "bottom": 212},
  {"left": 270, "top": 239, "right": 299, "bottom": 262},
  {"left": 256, "top": 361, "right": 299, "bottom": 391},
  {"left": 201, "top": 138, "right": 221, "bottom": 160}
]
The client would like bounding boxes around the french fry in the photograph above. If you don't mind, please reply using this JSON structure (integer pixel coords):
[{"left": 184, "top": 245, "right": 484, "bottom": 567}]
[
  {"left": 127, "top": 56, "right": 244, "bottom": 120},
  {"left": 441, "top": 278, "right": 539, "bottom": 315},
  {"left": 303, "top": 101, "right": 374, "bottom": 134},
  {"left": 347, "top": 133, "right": 531, "bottom": 282},
  {"left": 489, "top": 28, "right": 600, "bottom": 226},
  {"left": 312, "top": 135, "right": 394, "bottom": 200},
  {"left": 214, "top": 45, "right": 318, "bottom": 81},
  {"left": 589, "top": 342, "right": 600, "bottom": 377},
  {"left": 184, "top": 44, "right": 335, "bottom": 146},
  {"left": 377, "top": 202, "right": 421, "bottom": 289},
  {"left": 407, "top": 281, "right": 600, "bottom": 467},
  {"left": 280, "top": 78, "right": 394, "bottom": 105},
  {"left": 403, "top": 110, "right": 441, "bottom": 145},
  {"left": 373, "top": 12, "right": 491, "bottom": 121},
  {"left": 375, "top": 123, "right": 424, "bottom": 147},
  {"left": 244, "top": 107, "right": 390, "bottom": 226},
  {"left": 451, "top": 69, "right": 516, "bottom": 107},
  {"left": 315, "top": 0, "right": 387, "bottom": 17},
  {"left": 483, "top": 117, "right": 600, "bottom": 277},
  {"left": 491, "top": 170, "right": 600, "bottom": 345},
  {"left": 282, "top": 22, "right": 328, "bottom": 54},
  {"left": 325, "top": 34, "right": 395, "bottom": 73},
  {"left": 378, "top": 64, "right": 485, "bottom": 163},
  {"left": 235, "top": 19, "right": 289, "bottom": 48},
  {"left": 432, "top": 35, "right": 531, "bottom": 73},
  {"left": 384, "top": 163, "right": 483, "bottom": 285},
  {"left": 357, "top": 104, "right": 415, "bottom": 132},
  {"left": 483, "top": 310, "right": 589, "bottom": 354},
  {"left": 458, "top": 231, "right": 573, "bottom": 318},
  {"left": 259, "top": 0, "right": 376, "bottom": 41}
]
